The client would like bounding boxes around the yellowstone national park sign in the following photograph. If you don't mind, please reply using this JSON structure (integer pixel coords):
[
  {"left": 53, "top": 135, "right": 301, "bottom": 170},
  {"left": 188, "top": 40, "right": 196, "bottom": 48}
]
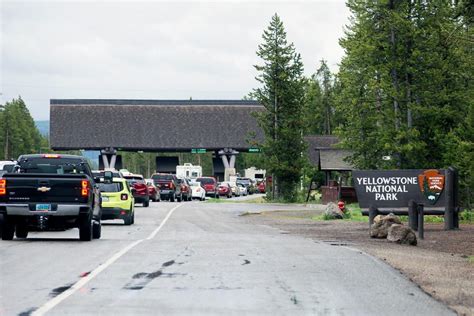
[{"left": 353, "top": 169, "right": 446, "bottom": 209}]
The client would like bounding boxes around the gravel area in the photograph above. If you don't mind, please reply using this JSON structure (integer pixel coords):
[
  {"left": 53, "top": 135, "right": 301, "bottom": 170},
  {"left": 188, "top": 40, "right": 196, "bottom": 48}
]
[{"left": 240, "top": 207, "right": 474, "bottom": 316}]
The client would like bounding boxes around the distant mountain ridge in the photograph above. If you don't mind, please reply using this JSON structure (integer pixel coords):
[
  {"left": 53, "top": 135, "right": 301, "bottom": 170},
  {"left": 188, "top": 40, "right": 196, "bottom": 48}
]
[{"left": 35, "top": 120, "right": 50, "bottom": 136}]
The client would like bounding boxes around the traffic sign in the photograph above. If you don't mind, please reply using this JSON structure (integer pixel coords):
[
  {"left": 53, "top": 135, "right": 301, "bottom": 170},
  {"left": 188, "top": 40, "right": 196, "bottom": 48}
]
[
  {"left": 248, "top": 148, "right": 261, "bottom": 153},
  {"left": 191, "top": 148, "right": 207, "bottom": 154}
]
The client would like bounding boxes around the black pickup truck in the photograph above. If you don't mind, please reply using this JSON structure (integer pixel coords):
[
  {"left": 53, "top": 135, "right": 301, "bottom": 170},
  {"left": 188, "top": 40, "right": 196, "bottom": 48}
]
[{"left": 0, "top": 154, "right": 103, "bottom": 241}]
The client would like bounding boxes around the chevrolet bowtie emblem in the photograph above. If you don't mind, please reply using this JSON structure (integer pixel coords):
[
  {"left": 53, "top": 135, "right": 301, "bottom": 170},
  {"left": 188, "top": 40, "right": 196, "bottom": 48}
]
[{"left": 37, "top": 186, "right": 51, "bottom": 193}]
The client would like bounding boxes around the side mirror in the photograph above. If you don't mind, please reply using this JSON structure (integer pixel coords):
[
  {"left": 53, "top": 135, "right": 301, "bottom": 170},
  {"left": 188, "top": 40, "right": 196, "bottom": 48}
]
[{"left": 104, "top": 171, "right": 113, "bottom": 183}]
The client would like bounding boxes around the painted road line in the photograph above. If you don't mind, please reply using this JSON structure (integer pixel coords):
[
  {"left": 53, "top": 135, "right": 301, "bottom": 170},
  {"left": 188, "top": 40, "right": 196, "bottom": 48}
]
[{"left": 32, "top": 204, "right": 182, "bottom": 316}]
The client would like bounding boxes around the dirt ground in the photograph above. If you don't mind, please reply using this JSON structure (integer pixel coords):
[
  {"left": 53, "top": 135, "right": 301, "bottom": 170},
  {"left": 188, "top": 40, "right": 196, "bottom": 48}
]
[{"left": 241, "top": 208, "right": 474, "bottom": 316}]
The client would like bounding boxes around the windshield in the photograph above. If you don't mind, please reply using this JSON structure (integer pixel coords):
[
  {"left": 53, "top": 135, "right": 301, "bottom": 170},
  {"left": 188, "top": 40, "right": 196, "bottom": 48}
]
[
  {"left": 98, "top": 182, "right": 123, "bottom": 192},
  {"left": 152, "top": 174, "right": 174, "bottom": 181},
  {"left": 197, "top": 177, "right": 214, "bottom": 184},
  {"left": 18, "top": 158, "right": 89, "bottom": 175}
]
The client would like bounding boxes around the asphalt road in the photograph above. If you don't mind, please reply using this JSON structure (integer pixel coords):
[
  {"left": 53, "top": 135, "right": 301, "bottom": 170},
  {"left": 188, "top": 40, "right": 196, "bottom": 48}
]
[{"left": 0, "top": 198, "right": 453, "bottom": 316}]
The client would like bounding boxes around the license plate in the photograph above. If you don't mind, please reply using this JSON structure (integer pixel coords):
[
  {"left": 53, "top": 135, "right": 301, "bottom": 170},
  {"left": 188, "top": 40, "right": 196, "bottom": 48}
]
[
  {"left": 102, "top": 196, "right": 109, "bottom": 202},
  {"left": 36, "top": 204, "right": 51, "bottom": 211}
]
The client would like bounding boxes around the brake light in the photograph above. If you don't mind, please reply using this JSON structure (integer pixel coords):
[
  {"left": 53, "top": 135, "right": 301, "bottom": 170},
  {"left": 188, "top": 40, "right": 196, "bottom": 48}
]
[
  {"left": 121, "top": 194, "right": 128, "bottom": 200},
  {"left": 43, "top": 154, "right": 61, "bottom": 158},
  {"left": 0, "top": 179, "right": 6, "bottom": 196},
  {"left": 81, "top": 180, "right": 89, "bottom": 197},
  {"left": 169, "top": 182, "right": 174, "bottom": 189}
]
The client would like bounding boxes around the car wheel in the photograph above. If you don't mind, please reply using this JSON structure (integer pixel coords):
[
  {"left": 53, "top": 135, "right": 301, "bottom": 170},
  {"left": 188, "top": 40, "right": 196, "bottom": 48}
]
[
  {"left": 177, "top": 194, "right": 182, "bottom": 202},
  {"left": 124, "top": 213, "right": 132, "bottom": 225},
  {"left": 170, "top": 194, "right": 175, "bottom": 202},
  {"left": 15, "top": 222, "right": 28, "bottom": 239},
  {"left": 143, "top": 198, "right": 150, "bottom": 207},
  {"left": 79, "top": 213, "right": 93, "bottom": 241},
  {"left": 92, "top": 220, "right": 101, "bottom": 239},
  {"left": 131, "top": 211, "right": 135, "bottom": 224}
]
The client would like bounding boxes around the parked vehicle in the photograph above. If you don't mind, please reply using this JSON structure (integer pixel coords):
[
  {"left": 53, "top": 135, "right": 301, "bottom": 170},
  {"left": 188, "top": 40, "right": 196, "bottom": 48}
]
[
  {"left": 145, "top": 179, "right": 160, "bottom": 202},
  {"left": 196, "top": 176, "right": 218, "bottom": 198},
  {"left": 98, "top": 177, "right": 135, "bottom": 225},
  {"left": 257, "top": 181, "right": 266, "bottom": 193},
  {"left": 190, "top": 181, "right": 206, "bottom": 201},
  {"left": 218, "top": 182, "right": 233, "bottom": 198},
  {"left": 177, "top": 178, "right": 192, "bottom": 201},
  {"left": 152, "top": 173, "right": 182, "bottom": 202},
  {"left": 238, "top": 183, "right": 248, "bottom": 196},
  {"left": 123, "top": 174, "right": 150, "bottom": 207},
  {"left": 0, "top": 154, "right": 102, "bottom": 241}
]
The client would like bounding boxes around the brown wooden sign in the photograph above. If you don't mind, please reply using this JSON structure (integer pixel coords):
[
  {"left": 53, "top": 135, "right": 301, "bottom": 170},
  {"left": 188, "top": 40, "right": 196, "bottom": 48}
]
[{"left": 353, "top": 169, "right": 447, "bottom": 209}]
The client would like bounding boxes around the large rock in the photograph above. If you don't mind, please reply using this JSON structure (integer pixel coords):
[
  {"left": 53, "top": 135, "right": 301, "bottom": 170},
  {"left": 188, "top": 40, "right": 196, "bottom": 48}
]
[
  {"left": 387, "top": 224, "right": 417, "bottom": 246},
  {"left": 370, "top": 213, "right": 402, "bottom": 238},
  {"left": 324, "top": 202, "right": 344, "bottom": 219}
]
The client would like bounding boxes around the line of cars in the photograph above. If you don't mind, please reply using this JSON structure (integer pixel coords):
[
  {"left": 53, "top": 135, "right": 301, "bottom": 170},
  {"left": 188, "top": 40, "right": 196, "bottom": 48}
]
[{"left": 0, "top": 154, "right": 265, "bottom": 241}]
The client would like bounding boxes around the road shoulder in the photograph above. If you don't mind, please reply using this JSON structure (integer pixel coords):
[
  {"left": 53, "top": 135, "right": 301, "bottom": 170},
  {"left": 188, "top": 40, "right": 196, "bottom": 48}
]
[{"left": 239, "top": 208, "right": 474, "bottom": 316}]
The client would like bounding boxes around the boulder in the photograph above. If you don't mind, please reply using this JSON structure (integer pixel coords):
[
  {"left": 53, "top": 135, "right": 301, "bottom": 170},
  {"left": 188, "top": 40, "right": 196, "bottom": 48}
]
[
  {"left": 387, "top": 224, "right": 417, "bottom": 246},
  {"left": 324, "top": 202, "right": 344, "bottom": 219},
  {"left": 370, "top": 213, "right": 402, "bottom": 238}
]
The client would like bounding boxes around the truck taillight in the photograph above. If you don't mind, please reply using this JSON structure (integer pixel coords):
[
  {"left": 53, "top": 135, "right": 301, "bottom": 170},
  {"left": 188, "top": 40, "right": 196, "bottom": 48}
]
[
  {"left": 81, "top": 180, "right": 89, "bottom": 197},
  {"left": 169, "top": 182, "right": 174, "bottom": 189},
  {"left": 121, "top": 194, "right": 128, "bottom": 200},
  {"left": 0, "top": 179, "right": 6, "bottom": 196}
]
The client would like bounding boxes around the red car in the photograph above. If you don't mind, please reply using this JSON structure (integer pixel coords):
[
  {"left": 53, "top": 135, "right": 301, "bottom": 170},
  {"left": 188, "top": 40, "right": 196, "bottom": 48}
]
[
  {"left": 218, "top": 182, "right": 232, "bottom": 198},
  {"left": 257, "top": 181, "right": 266, "bottom": 193},
  {"left": 177, "top": 178, "right": 192, "bottom": 201},
  {"left": 123, "top": 174, "right": 149, "bottom": 207},
  {"left": 196, "top": 177, "right": 218, "bottom": 198},
  {"left": 146, "top": 179, "right": 160, "bottom": 202}
]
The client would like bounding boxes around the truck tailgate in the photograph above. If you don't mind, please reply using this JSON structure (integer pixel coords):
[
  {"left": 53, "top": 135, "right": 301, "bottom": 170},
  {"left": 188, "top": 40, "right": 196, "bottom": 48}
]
[{"left": 1, "top": 173, "right": 89, "bottom": 203}]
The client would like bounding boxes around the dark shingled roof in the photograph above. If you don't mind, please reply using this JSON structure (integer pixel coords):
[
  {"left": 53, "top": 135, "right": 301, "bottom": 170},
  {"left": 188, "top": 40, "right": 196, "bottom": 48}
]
[
  {"left": 50, "top": 99, "right": 265, "bottom": 151},
  {"left": 304, "top": 135, "right": 353, "bottom": 171}
]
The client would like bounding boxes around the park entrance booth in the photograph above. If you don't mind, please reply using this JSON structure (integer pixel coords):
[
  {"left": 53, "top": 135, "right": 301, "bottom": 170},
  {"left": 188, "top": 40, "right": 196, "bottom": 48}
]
[
  {"left": 305, "top": 135, "right": 356, "bottom": 204},
  {"left": 50, "top": 99, "right": 265, "bottom": 177}
]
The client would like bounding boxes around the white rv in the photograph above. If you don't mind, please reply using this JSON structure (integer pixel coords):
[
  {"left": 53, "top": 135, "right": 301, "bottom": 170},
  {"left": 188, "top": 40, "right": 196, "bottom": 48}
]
[
  {"left": 244, "top": 167, "right": 266, "bottom": 181},
  {"left": 176, "top": 163, "right": 202, "bottom": 179}
]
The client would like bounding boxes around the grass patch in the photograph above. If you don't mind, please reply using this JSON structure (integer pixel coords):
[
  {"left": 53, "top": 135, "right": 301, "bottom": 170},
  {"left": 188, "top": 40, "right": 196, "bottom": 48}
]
[{"left": 469, "top": 256, "right": 474, "bottom": 265}]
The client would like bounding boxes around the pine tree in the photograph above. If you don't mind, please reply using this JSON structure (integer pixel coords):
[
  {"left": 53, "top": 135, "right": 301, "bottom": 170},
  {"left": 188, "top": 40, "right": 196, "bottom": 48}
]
[
  {"left": 253, "top": 14, "right": 306, "bottom": 201},
  {"left": 0, "top": 97, "right": 42, "bottom": 159}
]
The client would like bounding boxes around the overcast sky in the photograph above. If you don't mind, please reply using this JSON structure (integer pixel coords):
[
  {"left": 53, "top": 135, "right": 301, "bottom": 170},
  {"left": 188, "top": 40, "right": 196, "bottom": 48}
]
[{"left": 1, "top": 0, "right": 351, "bottom": 120}]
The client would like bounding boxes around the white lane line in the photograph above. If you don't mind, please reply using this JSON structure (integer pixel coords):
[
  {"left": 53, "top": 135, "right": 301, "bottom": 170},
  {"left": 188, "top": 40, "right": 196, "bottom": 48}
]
[{"left": 32, "top": 204, "right": 182, "bottom": 316}]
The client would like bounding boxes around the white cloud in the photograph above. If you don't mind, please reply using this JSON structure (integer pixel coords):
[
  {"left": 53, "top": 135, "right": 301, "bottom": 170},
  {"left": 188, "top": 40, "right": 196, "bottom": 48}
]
[{"left": 1, "top": 0, "right": 350, "bottom": 119}]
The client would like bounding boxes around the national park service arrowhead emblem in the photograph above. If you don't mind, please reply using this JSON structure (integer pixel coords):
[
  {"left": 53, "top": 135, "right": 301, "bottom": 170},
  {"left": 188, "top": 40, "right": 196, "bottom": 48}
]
[{"left": 418, "top": 170, "right": 444, "bottom": 204}]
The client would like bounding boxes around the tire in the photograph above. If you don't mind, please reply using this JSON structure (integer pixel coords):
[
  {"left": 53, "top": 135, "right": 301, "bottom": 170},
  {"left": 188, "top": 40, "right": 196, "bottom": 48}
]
[
  {"left": 177, "top": 194, "right": 182, "bottom": 202},
  {"left": 143, "top": 198, "right": 150, "bottom": 207},
  {"left": 1, "top": 215, "right": 15, "bottom": 240},
  {"left": 124, "top": 213, "right": 132, "bottom": 225},
  {"left": 79, "top": 214, "right": 93, "bottom": 241},
  {"left": 170, "top": 194, "right": 175, "bottom": 202},
  {"left": 15, "top": 222, "right": 28, "bottom": 239},
  {"left": 92, "top": 220, "right": 101, "bottom": 239},
  {"left": 200, "top": 196, "right": 205, "bottom": 201},
  {"left": 131, "top": 211, "right": 135, "bottom": 224}
]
